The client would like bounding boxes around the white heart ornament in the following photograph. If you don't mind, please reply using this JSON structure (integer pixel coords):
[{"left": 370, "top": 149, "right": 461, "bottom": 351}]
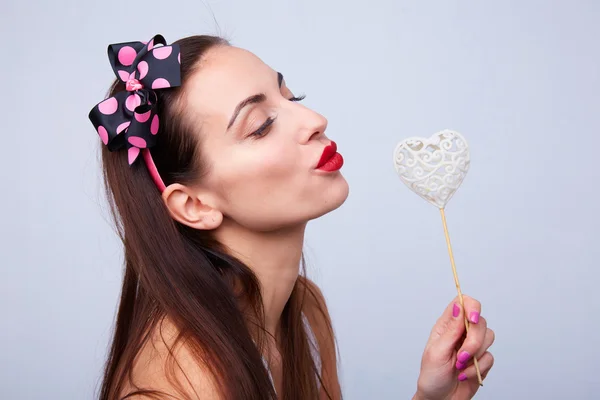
[{"left": 393, "top": 129, "right": 470, "bottom": 208}]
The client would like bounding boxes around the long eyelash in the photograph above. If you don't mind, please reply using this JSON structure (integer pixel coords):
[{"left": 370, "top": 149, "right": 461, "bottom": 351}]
[
  {"left": 250, "top": 116, "right": 276, "bottom": 138},
  {"left": 288, "top": 94, "right": 306, "bottom": 102},
  {"left": 247, "top": 92, "right": 305, "bottom": 139}
]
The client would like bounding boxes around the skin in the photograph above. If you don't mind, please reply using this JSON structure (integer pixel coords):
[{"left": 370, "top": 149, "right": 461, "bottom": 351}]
[{"left": 137, "top": 45, "right": 495, "bottom": 399}]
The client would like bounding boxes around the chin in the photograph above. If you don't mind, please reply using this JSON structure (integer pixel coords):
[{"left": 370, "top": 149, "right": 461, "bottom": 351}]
[{"left": 311, "top": 173, "right": 350, "bottom": 220}]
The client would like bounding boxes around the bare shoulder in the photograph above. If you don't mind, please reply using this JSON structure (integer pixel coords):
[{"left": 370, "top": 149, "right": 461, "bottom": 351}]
[
  {"left": 121, "top": 317, "right": 223, "bottom": 400},
  {"left": 302, "top": 278, "right": 342, "bottom": 399}
]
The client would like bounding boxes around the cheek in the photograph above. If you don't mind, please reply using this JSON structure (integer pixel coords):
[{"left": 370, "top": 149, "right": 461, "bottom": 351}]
[
  {"left": 249, "top": 144, "right": 297, "bottom": 175},
  {"left": 239, "top": 146, "right": 298, "bottom": 183},
  {"left": 215, "top": 142, "right": 302, "bottom": 200}
]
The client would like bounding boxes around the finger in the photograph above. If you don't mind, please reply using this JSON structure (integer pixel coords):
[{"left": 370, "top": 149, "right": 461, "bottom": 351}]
[
  {"left": 455, "top": 314, "right": 488, "bottom": 369},
  {"left": 457, "top": 352, "right": 494, "bottom": 383},
  {"left": 461, "top": 295, "right": 482, "bottom": 325},
  {"left": 475, "top": 327, "right": 495, "bottom": 359},
  {"left": 456, "top": 324, "right": 495, "bottom": 370}
]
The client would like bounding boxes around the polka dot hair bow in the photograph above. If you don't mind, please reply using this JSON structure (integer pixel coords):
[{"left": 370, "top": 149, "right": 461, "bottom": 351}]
[{"left": 88, "top": 34, "right": 181, "bottom": 166}]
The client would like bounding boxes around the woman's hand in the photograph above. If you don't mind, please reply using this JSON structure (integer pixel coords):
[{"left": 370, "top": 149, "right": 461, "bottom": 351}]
[{"left": 413, "top": 296, "right": 495, "bottom": 400}]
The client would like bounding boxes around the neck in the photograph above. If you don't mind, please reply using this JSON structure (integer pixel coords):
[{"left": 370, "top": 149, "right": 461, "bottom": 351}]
[{"left": 214, "top": 220, "right": 306, "bottom": 339}]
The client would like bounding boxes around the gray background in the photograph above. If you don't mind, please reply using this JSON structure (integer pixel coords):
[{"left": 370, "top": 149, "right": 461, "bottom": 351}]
[{"left": 2, "top": 0, "right": 599, "bottom": 399}]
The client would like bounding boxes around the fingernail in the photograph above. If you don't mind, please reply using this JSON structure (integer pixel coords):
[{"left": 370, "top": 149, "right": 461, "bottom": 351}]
[
  {"left": 469, "top": 311, "right": 480, "bottom": 324},
  {"left": 453, "top": 303, "right": 460, "bottom": 318},
  {"left": 458, "top": 372, "right": 468, "bottom": 381},
  {"left": 455, "top": 360, "right": 466, "bottom": 370},
  {"left": 458, "top": 351, "right": 471, "bottom": 363}
]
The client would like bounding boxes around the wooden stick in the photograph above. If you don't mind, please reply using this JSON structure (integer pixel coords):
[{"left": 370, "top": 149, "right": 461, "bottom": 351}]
[{"left": 439, "top": 208, "right": 483, "bottom": 386}]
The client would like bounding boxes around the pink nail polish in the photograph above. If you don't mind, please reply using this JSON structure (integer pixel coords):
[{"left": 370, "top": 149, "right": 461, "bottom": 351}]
[
  {"left": 458, "top": 351, "right": 471, "bottom": 363},
  {"left": 469, "top": 311, "right": 480, "bottom": 324},
  {"left": 453, "top": 303, "right": 460, "bottom": 318},
  {"left": 458, "top": 373, "right": 467, "bottom": 381},
  {"left": 455, "top": 360, "right": 466, "bottom": 370}
]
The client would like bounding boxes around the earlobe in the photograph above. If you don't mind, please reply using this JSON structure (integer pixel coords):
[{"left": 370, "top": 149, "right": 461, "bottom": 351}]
[
  {"left": 203, "top": 210, "right": 223, "bottom": 230},
  {"left": 161, "top": 183, "right": 223, "bottom": 230}
]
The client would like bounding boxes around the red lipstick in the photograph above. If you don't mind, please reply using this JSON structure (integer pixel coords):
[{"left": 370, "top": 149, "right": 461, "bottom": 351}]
[{"left": 316, "top": 141, "right": 344, "bottom": 172}]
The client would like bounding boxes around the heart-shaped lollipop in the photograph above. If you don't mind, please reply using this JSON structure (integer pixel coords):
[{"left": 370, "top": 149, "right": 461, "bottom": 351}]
[
  {"left": 393, "top": 129, "right": 470, "bottom": 208},
  {"left": 392, "top": 129, "right": 484, "bottom": 386}
]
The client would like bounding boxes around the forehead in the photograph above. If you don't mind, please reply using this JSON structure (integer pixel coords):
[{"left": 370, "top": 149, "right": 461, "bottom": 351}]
[{"left": 183, "top": 46, "right": 277, "bottom": 127}]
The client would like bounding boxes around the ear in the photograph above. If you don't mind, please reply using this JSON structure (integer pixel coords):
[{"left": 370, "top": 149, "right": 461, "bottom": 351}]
[{"left": 161, "top": 183, "right": 223, "bottom": 230}]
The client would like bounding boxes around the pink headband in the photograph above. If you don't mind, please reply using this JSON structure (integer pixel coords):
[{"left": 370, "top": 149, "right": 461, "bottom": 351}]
[
  {"left": 88, "top": 34, "right": 181, "bottom": 193},
  {"left": 142, "top": 149, "right": 166, "bottom": 192}
]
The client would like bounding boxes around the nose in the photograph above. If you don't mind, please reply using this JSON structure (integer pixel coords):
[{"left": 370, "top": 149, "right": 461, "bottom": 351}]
[{"left": 298, "top": 107, "right": 328, "bottom": 143}]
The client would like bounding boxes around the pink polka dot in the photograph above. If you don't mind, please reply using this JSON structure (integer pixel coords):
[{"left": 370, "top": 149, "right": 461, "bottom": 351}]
[
  {"left": 128, "top": 136, "right": 147, "bottom": 148},
  {"left": 98, "top": 97, "right": 118, "bottom": 115},
  {"left": 128, "top": 147, "right": 140, "bottom": 165},
  {"left": 116, "top": 121, "right": 130, "bottom": 134},
  {"left": 153, "top": 46, "right": 172, "bottom": 60},
  {"left": 97, "top": 125, "right": 108, "bottom": 144},
  {"left": 150, "top": 115, "right": 159, "bottom": 135},
  {"left": 137, "top": 61, "right": 148, "bottom": 79},
  {"left": 118, "top": 70, "right": 129, "bottom": 81},
  {"left": 147, "top": 39, "right": 154, "bottom": 51},
  {"left": 118, "top": 46, "right": 137, "bottom": 66},
  {"left": 125, "top": 94, "right": 141, "bottom": 112},
  {"left": 135, "top": 110, "right": 151, "bottom": 123},
  {"left": 151, "top": 78, "right": 170, "bottom": 89}
]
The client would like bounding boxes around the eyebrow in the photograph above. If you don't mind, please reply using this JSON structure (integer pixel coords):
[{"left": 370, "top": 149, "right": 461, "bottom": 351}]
[{"left": 226, "top": 72, "right": 285, "bottom": 130}]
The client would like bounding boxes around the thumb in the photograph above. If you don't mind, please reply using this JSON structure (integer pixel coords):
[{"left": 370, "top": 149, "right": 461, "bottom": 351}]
[{"left": 430, "top": 299, "right": 467, "bottom": 357}]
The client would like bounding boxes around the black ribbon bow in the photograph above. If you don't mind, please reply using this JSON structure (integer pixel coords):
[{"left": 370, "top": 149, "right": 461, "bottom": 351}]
[{"left": 88, "top": 34, "right": 181, "bottom": 165}]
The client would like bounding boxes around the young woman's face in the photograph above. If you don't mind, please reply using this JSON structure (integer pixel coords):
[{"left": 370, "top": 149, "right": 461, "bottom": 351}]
[{"left": 183, "top": 45, "right": 349, "bottom": 231}]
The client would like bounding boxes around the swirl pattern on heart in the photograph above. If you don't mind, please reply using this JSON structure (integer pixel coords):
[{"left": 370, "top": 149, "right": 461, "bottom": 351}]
[{"left": 393, "top": 129, "right": 470, "bottom": 208}]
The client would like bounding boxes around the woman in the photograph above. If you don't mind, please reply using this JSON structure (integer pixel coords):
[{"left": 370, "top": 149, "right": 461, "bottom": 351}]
[{"left": 89, "top": 34, "right": 495, "bottom": 400}]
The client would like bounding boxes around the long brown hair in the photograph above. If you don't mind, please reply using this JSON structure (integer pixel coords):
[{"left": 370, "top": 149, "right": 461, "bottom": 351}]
[{"left": 96, "top": 35, "right": 336, "bottom": 399}]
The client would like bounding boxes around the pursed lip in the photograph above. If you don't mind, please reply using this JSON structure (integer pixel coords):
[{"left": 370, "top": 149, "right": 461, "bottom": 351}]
[{"left": 315, "top": 141, "right": 337, "bottom": 169}]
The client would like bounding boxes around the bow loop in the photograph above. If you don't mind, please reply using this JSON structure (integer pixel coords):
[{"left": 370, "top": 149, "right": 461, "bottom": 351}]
[
  {"left": 88, "top": 34, "right": 181, "bottom": 165},
  {"left": 106, "top": 34, "right": 181, "bottom": 91}
]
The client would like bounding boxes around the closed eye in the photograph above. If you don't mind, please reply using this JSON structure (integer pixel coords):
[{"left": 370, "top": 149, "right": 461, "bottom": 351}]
[
  {"left": 288, "top": 94, "right": 306, "bottom": 102},
  {"left": 248, "top": 116, "right": 276, "bottom": 138},
  {"left": 278, "top": 72, "right": 306, "bottom": 103}
]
